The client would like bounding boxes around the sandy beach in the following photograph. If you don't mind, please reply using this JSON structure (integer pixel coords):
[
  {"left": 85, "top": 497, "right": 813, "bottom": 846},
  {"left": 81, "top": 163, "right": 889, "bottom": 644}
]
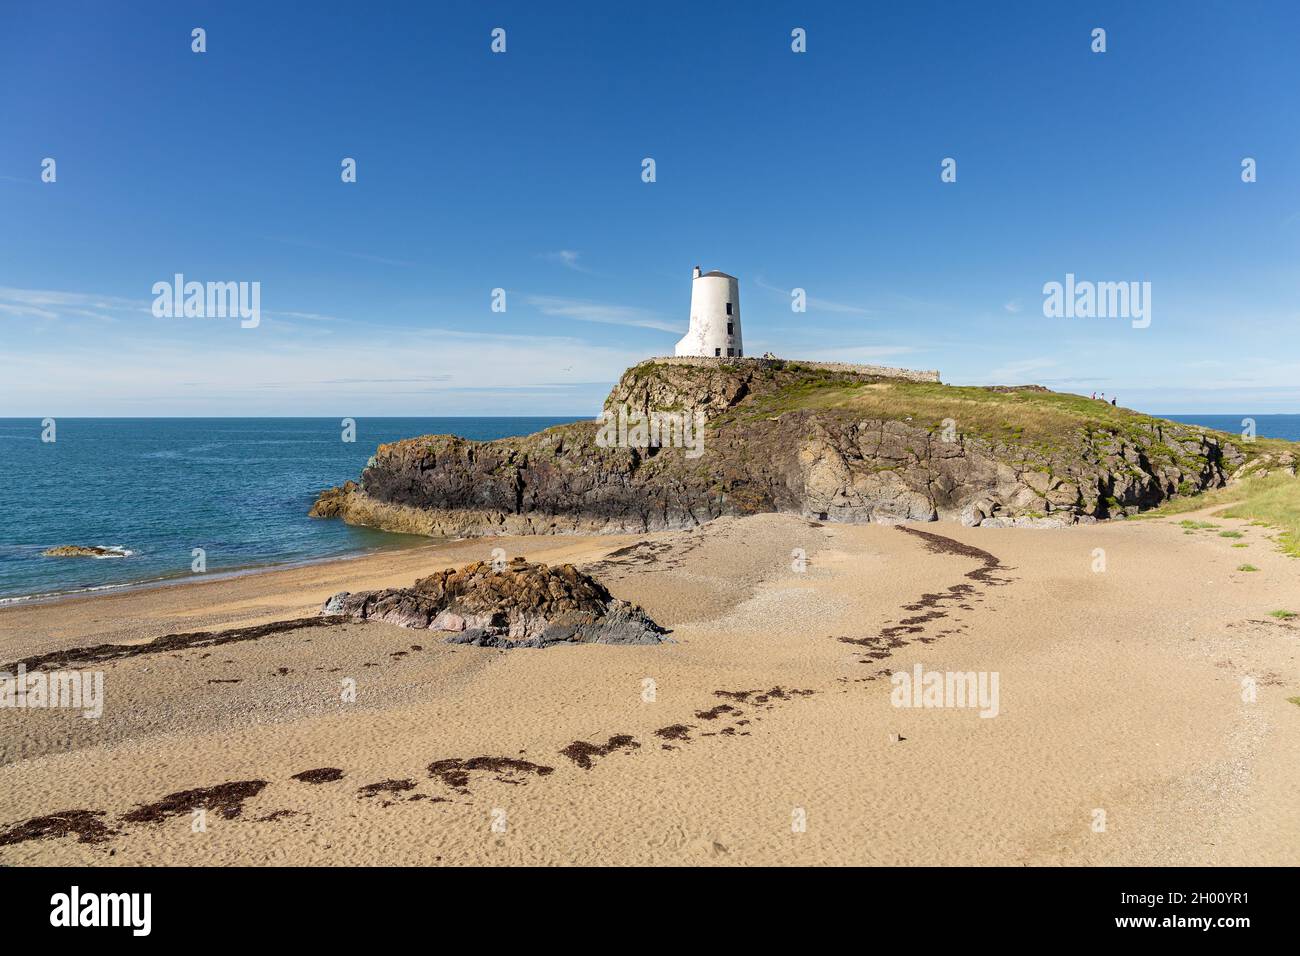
[{"left": 1, "top": 511, "right": 1297, "bottom": 866}]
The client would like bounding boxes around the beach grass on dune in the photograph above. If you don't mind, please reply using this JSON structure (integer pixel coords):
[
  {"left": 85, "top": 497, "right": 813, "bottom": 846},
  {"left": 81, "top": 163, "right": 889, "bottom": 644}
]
[{"left": 1144, "top": 474, "right": 1300, "bottom": 557}]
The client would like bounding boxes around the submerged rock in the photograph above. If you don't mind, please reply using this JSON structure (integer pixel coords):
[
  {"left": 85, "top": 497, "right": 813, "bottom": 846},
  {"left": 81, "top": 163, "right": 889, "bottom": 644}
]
[
  {"left": 321, "top": 558, "right": 668, "bottom": 649},
  {"left": 42, "top": 545, "right": 129, "bottom": 558}
]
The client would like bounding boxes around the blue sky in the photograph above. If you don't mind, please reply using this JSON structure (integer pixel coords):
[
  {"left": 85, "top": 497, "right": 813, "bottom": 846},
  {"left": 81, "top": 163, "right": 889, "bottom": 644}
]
[{"left": 1, "top": 0, "right": 1297, "bottom": 416}]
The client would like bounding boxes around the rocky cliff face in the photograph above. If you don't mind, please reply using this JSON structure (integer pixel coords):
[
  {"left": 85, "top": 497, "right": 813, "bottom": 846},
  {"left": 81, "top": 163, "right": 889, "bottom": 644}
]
[{"left": 311, "top": 359, "right": 1258, "bottom": 534}]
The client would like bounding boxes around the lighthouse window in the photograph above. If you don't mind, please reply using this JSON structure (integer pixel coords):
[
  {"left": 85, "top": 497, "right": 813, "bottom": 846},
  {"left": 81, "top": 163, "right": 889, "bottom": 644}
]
[
  {"left": 725, "top": 302, "right": 733, "bottom": 315},
  {"left": 714, "top": 347, "right": 721, "bottom": 356},
  {"left": 727, "top": 322, "right": 733, "bottom": 335},
  {"left": 727, "top": 347, "right": 735, "bottom": 357}
]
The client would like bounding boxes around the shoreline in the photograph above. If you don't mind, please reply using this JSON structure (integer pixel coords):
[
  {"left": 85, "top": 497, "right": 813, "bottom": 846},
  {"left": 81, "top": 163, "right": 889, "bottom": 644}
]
[{"left": 0, "top": 537, "right": 441, "bottom": 611}]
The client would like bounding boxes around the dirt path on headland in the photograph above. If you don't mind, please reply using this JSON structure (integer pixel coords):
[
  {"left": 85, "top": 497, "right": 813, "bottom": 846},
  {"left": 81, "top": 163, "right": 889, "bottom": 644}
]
[{"left": 1, "top": 511, "right": 1297, "bottom": 865}]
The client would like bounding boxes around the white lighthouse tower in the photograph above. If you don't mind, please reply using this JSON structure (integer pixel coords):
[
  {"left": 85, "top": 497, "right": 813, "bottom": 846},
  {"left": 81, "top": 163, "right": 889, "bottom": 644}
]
[{"left": 674, "top": 266, "right": 743, "bottom": 358}]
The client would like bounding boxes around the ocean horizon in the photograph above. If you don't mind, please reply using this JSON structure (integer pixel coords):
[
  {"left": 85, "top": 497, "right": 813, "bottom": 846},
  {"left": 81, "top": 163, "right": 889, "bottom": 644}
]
[{"left": 2, "top": 412, "right": 1295, "bottom": 605}]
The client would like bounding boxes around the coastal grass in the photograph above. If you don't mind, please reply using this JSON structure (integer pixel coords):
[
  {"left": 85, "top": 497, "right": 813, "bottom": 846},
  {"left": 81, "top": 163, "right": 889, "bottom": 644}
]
[
  {"left": 1144, "top": 473, "right": 1300, "bottom": 557},
  {"left": 720, "top": 371, "right": 1293, "bottom": 467},
  {"left": 1270, "top": 610, "right": 1297, "bottom": 620},
  {"left": 746, "top": 370, "right": 1300, "bottom": 550},
  {"left": 1237, "top": 564, "right": 1259, "bottom": 572}
]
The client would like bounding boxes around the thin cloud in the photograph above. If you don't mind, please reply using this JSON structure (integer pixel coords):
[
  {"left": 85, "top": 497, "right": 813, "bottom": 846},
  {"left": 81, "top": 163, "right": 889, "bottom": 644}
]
[
  {"left": 0, "top": 286, "right": 148, "bottom": 322},
  {"left": 753, "top": 277, "right": 872, "bottom": 315},
  {"left": 799, "top": 345, "right": 918, "bottom": 363},
  {"left": 542, "top": 250, "right": 590, "bottom": 273},
  {"left": 526, "top": 295, "right": 681, "bottom": 333},
  {"left": 986, "top": 357, "right": 1060, "bottom": 381}
]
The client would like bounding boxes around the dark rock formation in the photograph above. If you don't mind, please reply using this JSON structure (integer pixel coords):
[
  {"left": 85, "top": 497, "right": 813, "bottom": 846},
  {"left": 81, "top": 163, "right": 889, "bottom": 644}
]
[
  {"left": 322, "top": 558, "right": 668, "bottom": 648},
  {"left": 311, "top": 359, "right": 1268, "bottom": 534},
  {"left": 42, "top": 545, "right": 129, "bottom": 558}
]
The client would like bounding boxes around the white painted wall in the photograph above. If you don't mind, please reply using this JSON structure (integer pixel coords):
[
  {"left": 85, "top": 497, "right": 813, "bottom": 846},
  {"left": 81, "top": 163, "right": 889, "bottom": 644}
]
[{"left": 675, "top": 270, "right": 742, "bottom": 357}]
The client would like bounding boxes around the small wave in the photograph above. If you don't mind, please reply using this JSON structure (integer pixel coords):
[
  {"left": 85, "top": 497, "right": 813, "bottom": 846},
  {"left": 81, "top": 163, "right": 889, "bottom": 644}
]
[
  {"left": 0, "top": 581, "right": 130, "bottom": 605},
  {"left": 93, "top": 546, "right": 134, "bottom": 559}
]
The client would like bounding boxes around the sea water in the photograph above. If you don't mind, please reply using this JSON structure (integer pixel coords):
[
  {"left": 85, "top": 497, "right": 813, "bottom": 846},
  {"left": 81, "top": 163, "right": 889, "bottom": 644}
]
[{"left": 0, "top": 417, "right": 581, "bottom": 603}]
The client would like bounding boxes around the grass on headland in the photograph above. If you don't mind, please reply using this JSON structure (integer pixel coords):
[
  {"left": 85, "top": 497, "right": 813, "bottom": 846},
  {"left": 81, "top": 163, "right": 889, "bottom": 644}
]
[
  {"left": 1270, "top": 610, "right": 1297, "bottom": 620},
  {"left": 1237, "top": 564, "right": 1259, "bottom": 572}
]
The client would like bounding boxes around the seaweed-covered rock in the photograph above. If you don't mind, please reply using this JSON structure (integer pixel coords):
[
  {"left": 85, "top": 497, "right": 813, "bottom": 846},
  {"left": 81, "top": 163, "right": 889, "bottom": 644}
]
[
  {"left": 42, "top": 545, "right": 130, "bottom": 558},
  {"left": 322, "top": 558, "right": 668, "bottom": 648}
]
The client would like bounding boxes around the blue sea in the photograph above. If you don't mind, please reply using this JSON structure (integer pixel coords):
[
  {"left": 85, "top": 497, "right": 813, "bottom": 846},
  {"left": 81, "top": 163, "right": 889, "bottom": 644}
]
[
  {"left": 1159, "top": 414, "right": 1300, "bottom": 442},
  {"left": 0, "top": 418, "right": 582, "bottom": 604}
]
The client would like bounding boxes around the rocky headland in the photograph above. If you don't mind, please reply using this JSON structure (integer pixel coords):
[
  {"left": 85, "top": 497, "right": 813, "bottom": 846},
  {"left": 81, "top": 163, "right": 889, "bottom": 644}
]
[{"left": 311, "top": 358, "right": 1294, "bottom": 535}]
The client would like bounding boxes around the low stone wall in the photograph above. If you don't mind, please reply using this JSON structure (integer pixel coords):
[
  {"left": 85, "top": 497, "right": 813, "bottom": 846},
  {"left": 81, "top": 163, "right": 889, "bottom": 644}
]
[{"left": 641, "top": 356, "right": 941, "bottom": 383}]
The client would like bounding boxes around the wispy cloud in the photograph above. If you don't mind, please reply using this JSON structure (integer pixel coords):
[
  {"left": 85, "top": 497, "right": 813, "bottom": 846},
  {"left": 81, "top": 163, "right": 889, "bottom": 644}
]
[
  {"left": 0, "top": 319, "right": 647, "bottom": 415},
  {"left": 0, "top": 286, "right": 341, "bottom": 327},
  {"left": 526, "top": 295, "right": 680, "bottom": 333},
  {"left": 799, "top": 344, "right": 918, "bottom": 363},
  {"left": 262, "top": 310, "right": 339, "bottom": 323},
  {"left": 753, "top": 277, "right": 872, "bottom": 315},
  {"left": 542, "top": 249, "right": 589, "bottom": 273},
  {"left": 0, "top": 286, "right": 148, "bottom": 322},
  {"left": 986, "top": 356, "right": 1059, "bottom": 381}
]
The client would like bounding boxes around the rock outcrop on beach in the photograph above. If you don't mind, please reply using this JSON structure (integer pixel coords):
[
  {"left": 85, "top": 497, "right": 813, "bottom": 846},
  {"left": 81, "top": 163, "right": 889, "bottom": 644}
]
[
  {"left": 41, "top": 545, "right": 129, "bottom": 558},
  {"left": 321, "top": 557, "right": 668, "bottom": 648},
  {"left": 311, "top": 358, "right": 1273, "bottom": 534}
]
